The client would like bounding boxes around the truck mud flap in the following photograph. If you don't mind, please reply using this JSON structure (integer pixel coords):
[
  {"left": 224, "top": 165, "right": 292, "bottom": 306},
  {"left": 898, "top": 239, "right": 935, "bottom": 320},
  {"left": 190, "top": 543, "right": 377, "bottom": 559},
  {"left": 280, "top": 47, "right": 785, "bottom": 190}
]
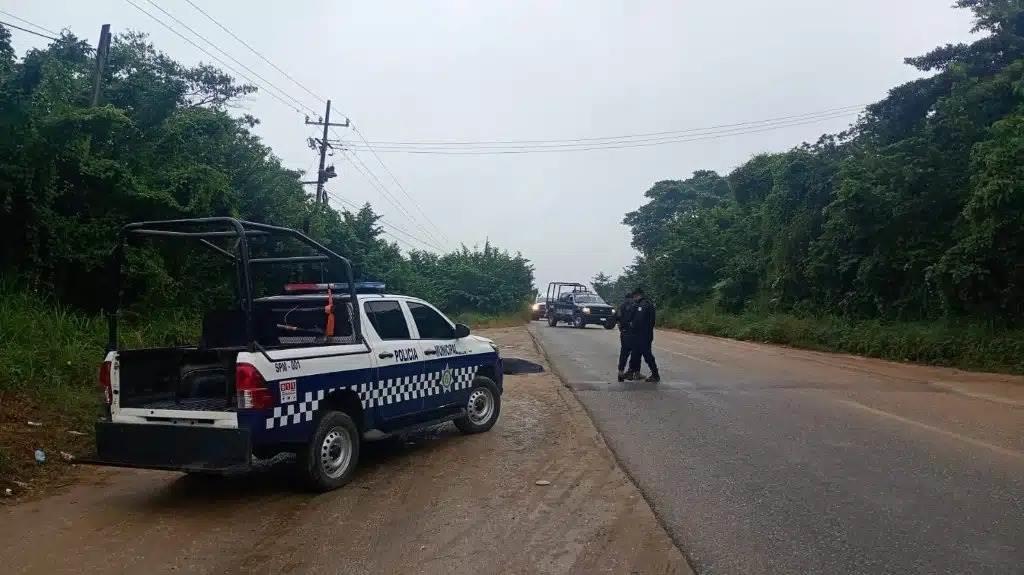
[{"left": 82, "top": 422, "right": 252, "bottom": 474}]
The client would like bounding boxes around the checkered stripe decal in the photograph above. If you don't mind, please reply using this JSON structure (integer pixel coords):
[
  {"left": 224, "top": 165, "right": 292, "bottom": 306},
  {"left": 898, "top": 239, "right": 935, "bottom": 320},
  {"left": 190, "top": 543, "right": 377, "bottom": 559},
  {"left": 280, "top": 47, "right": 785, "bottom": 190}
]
[{"left": 266, "top": 365, "right": 479, "bottom": 429}]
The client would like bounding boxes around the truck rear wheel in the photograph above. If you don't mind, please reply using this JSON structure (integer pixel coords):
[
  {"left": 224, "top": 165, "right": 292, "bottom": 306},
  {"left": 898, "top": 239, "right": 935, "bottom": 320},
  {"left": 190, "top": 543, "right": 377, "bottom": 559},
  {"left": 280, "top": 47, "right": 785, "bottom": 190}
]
[
  {"left": 454, "top": 378, "right": 501, "bottom": 434},
  {"left": 298, "top": 410, "right": 360, "bottom": 492}
]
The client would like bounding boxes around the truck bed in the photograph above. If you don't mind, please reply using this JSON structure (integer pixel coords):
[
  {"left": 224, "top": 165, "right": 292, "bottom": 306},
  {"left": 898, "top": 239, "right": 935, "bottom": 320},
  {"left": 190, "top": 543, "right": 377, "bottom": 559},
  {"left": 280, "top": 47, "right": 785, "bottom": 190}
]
[{"left": 117, "top": 348, "right": 239, "bottom": 412}]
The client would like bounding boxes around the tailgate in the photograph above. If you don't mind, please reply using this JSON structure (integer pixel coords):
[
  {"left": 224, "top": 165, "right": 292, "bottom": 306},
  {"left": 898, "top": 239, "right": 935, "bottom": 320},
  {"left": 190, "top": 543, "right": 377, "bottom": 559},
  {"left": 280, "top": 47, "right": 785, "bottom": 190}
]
[{"left": 87, "top": 422, "right": 251, "bottom": 473}]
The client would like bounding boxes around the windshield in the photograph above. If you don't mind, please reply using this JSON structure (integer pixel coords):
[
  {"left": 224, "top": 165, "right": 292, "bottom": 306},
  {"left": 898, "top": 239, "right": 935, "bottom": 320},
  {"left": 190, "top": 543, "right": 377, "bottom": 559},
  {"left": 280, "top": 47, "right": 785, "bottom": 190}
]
[{"left": 574, "top": 294, "right": 604, "bottom": 304}]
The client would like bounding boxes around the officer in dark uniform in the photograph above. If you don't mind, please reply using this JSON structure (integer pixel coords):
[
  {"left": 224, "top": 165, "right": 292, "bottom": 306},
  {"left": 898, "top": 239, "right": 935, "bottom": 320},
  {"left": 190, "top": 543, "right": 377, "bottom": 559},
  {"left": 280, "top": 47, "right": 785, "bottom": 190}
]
[
  {"left": 627, "top": 287, "right": 660, "bottom": 383},
  {"left": 614, "top": 290, "right": 637, "bottom": 382}
]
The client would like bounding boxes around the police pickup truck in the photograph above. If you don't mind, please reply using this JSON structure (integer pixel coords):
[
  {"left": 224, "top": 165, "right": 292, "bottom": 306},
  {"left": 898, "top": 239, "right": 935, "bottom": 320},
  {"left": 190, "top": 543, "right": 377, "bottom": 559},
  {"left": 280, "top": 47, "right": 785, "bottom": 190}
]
[
  {"left": 89, "top": 218, "right": 502, "bottom": 492},
  {"left": 545, "top": 281, "right": 615, "bottom": 329}
]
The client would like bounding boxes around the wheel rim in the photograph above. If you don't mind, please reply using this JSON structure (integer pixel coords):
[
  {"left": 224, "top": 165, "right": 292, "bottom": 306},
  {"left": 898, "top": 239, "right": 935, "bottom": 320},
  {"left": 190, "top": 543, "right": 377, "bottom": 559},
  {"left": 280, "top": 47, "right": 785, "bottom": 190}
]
[
  {"left": 319, "top": 426, "right": 353, "bottom": 479},
  {"left": 574, "top": 316, "right": 583, "bottom": 327},
  {"left": 467, "top": 387, "right": 494, "bottom": 425}
]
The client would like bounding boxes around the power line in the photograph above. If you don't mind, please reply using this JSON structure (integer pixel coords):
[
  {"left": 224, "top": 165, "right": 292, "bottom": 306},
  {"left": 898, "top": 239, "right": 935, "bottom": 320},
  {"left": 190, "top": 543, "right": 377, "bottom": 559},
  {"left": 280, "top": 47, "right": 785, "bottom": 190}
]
[
  {"left": 162, "top": 2, "right": 443, "bottom": 249},
  {"left": 350, "top": 124, "right": 451, "bottom": 243},
  {"left": 182, "top": 0, "right": 326, "bottom": 105},
  {"left": 341, "top": 147, "right": 445, "bottom": 245},
  {"left": 141, "top": 0, "right": 317, "bottom": 116},
  {"left": 339, "top": 149, "right": 447, "bottom": 249},
  {"left": 0, "top": 20, "right": 58, "bottom": 41},
  {"left": 332, "top": 124, "right": 449, "bottom": 249},
  {"left": 350, "top": 104, "right": 865, "bottom": 147},
  {"left": 325, "top": 188, "right": 442, "bottom": 250},
  {"left": 0, "top": 10, "right": 58, "bottom": 36},
  {"left": 339, "top": 111, "right": 860, "bottom": 155},
  {"left": 145, "top": 1, "right": 446, "bottom": 248},
  {"left": 324, "top": 189, "right": 443, "bottom": 252},
  {"left": 340, "top": 109, "right": 859, "bottom": 151},
  {"left": 123, "top": 0, "right": 308, "bottom": 115}
]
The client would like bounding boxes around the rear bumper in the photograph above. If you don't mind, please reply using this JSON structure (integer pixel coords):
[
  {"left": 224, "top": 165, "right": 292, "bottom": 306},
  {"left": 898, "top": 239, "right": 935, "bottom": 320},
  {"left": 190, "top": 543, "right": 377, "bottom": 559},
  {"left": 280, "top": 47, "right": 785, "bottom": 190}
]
[{"left": 82, "top": 422, "right": 252, "bottom": 474}]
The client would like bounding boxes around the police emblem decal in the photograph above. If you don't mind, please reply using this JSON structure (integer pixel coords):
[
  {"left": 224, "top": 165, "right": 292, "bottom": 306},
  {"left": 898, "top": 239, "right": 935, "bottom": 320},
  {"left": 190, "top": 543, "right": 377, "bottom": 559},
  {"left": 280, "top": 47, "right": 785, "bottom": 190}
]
[{"left": 440, "top": 365, "right": 454, "bottom": 391}]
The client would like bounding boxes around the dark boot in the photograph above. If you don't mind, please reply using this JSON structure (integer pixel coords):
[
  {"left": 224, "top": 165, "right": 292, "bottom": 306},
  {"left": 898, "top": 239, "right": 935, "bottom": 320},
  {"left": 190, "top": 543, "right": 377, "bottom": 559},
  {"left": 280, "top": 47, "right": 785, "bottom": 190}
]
[
  {"left": 617, "top": 371, "right": 626, "bottom": 382},
  {"left": 645, "top": 373, "right": 661, "bottom": 383}
]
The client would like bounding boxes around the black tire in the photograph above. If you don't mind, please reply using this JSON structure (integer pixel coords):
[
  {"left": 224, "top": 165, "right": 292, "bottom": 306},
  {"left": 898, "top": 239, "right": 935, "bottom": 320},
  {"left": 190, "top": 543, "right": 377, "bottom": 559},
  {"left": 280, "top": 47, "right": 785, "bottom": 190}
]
[
  {"left": 548, "top": 314, "right": 558, "bottom": 327},
  {"left": 572, "top": 314, "right": 586, "bottom": 329},
  {"left": 454, "top": 378, "right": 501, "bottom": 434},
  {"left": 603, "top": 321, "right": 616, "bottom": 330},
  {"left": 297, "top": 410, "right": 360, "bottom": 492}
]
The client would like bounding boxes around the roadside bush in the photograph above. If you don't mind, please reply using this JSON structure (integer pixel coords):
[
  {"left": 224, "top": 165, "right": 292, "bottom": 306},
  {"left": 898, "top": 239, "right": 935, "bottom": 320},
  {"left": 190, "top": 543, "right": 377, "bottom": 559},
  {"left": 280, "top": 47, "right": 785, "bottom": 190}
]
[{"left": 660, "top": 304, "right": 1024, "bottom": 373}]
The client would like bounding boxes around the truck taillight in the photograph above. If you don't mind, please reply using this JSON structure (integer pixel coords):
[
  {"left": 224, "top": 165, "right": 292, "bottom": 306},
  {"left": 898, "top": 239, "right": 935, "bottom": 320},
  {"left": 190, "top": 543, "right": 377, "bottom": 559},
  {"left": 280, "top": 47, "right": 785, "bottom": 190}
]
[
  {"left": 236, "top": 363, "right": 272, "bottom": 409},
  {"left": 99, "top": 360, "right": 113, "bottom": 405}
]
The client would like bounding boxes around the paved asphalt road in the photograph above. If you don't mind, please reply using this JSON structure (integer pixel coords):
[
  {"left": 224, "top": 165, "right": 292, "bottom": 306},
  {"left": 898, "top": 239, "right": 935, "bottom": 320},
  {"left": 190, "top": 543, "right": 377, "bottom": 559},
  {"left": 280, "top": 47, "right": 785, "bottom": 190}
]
[{"left": 529, "top": 322, "right": 1024, "bottom": 575}]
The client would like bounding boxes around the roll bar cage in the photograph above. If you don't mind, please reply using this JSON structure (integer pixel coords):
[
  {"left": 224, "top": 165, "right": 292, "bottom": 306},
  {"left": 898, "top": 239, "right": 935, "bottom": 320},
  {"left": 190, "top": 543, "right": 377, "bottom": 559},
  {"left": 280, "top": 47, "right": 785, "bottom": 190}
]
[
  {"left": 107, "top": 217, "right": 362, "bottom": 352},
  {"left": 545, "top": 282, "right": 590, "bottom": 306}
]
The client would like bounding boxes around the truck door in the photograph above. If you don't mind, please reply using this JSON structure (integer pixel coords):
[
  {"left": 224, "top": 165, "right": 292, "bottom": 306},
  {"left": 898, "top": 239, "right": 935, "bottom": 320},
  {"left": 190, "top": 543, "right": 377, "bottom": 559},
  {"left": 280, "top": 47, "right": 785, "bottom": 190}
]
[
  {"left": 406, "top": 301, "right": 469, "bottom": 414},
  {"left": 363, "top": 300, "right": 424, "bottom": 422}
]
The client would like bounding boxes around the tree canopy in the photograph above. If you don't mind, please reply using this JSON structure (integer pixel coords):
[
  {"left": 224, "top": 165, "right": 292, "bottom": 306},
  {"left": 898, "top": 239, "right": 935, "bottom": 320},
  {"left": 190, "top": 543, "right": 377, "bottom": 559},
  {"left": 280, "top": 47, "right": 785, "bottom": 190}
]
[
  {"left": 605, "top": 0, "right": 1024, "bottom": 324},
  {"left": 0, "top": 28, "right": 533, "bottom": 315}
]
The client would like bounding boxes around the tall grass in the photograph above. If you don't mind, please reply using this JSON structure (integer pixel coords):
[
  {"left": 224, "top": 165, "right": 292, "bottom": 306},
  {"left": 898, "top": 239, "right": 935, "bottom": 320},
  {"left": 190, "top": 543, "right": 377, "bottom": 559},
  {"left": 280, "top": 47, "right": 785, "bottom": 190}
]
[
  {"left": 661, "top": 302, "right": 1024, "bottom": 373},
  {"left": 451, "top": 307, "right": 533, "bottom": 330},
  {"left": 0, "top": 283, "right": 200, "bottom": 399},
  {"left": 0, "top": 280, "right": 527, "bottom": 399}
]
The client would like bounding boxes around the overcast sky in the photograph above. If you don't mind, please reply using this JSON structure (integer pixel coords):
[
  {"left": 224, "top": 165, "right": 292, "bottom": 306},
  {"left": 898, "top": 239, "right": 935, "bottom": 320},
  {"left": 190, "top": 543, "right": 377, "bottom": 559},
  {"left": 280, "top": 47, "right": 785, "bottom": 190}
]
[{"left": 4, "top": 0, "right": 975, "bottom": 290}]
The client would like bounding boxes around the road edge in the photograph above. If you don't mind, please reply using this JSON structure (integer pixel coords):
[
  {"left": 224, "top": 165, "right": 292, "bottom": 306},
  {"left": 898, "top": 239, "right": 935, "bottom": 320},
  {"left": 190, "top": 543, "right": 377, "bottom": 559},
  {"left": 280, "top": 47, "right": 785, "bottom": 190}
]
[{"left": 526, "top": 324, "right": 701, "bottom": 575}]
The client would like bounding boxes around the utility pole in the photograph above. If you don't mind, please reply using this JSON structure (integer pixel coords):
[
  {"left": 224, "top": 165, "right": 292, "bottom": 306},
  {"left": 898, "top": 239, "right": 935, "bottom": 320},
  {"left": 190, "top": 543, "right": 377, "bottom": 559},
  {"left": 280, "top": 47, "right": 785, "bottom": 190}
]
[
  {"left": 90, "top": 24, "right": 111, "bottom": 107},
  {"left": 304, "top": 99, "right": 349, "bottom": 204}
]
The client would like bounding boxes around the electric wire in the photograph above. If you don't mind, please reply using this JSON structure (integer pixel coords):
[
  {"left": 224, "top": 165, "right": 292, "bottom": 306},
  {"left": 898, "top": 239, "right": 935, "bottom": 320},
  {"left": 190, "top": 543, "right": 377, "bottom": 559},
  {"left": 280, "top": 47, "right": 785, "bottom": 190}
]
[
  {"left": 142, "top": 0, "right": 318, "bottom": 115},
  {"left": 123, "top": 0, "right": 308, "bottom": 114},
  {"left": 350, "top": 104, "right": 865, "bottom": 147},
  {"left": 182, "top": 0, "right": 326, "bottom": 105},
  {"left": 0, "top": 9, "right": 58, "bottom": 36},
  {"left": 338, "top": 111, "right": 860, "bottom": 155},
  {"left": 0, "top": 19, "right": 58, "bottom": 41}
]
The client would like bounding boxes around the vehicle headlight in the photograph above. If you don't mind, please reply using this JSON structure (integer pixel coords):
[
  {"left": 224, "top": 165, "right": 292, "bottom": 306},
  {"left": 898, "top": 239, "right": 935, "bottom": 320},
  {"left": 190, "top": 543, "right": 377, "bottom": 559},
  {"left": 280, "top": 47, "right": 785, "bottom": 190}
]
[
  {"left": 532, "top": 303, "right": 539, "bottom": 310},
  {"left": 582, "top": 307, "right": 591, "bottom": 314}
]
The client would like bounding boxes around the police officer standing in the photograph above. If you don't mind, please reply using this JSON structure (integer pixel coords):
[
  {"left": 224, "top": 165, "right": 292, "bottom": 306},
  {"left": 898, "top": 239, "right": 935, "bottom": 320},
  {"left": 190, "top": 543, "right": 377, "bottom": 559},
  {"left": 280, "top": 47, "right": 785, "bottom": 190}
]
[
  {"left": 627, "top": 287, "right": 660, "bottom": 383},
  {"left": 615, "top": 290, "right": 636, "bottom": 382}
]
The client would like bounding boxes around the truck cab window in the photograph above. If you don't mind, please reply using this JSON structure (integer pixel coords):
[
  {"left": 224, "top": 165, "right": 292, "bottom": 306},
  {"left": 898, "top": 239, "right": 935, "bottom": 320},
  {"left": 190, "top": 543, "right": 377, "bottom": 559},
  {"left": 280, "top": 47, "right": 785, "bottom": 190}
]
[
  {"left": 364, "top": 300, "right": 411, "bottom": 340},
  {"left": 408, "top": 302, "right": 454, "bottom": 339}
]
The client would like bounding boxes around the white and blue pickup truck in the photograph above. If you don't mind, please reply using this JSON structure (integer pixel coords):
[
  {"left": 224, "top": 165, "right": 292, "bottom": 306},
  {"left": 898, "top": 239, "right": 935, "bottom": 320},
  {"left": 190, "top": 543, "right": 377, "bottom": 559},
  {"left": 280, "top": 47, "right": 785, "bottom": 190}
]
[{"left": 89, "top": 218, "right": 502, "bottom": 491}]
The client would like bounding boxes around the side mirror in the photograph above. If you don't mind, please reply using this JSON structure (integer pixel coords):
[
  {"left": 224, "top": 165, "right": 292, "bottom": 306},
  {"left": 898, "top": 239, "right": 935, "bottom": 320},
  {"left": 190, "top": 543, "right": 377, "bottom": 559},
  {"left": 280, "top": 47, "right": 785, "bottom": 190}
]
[{"left": 453, "top": 323, "right": 471, "bottom": 338}]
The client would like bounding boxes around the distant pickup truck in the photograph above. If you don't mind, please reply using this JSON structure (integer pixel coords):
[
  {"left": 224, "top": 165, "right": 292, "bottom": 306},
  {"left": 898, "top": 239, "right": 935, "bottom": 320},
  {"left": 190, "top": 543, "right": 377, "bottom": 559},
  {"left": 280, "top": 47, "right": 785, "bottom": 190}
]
[
  {"left": 545, "top": 281, "right": 615, "bottom": 329},
  {"left": 87, "top": 218, "right": 503, "bottom": 492}
]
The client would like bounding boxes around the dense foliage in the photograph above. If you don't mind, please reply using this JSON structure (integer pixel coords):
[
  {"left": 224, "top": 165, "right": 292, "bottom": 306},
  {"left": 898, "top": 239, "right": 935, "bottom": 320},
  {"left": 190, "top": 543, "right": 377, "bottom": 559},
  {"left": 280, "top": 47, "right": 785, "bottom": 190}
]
[
  {"left": 601, "top": 1, "right": 1024, "bottom": 328},
  {"left": 0, "top": 28, "right": 533, "bottom": 316}
]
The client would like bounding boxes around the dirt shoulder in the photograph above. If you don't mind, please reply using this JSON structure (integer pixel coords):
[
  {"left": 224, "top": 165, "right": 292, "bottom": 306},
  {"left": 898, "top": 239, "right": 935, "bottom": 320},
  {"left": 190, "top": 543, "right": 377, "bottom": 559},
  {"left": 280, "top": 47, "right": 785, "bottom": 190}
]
[
  {"left": 0, "top": 390, "right": 94, "bottom": 500},
  {"left": 0, "top": 326, "right": 690, "bottom": 575}
]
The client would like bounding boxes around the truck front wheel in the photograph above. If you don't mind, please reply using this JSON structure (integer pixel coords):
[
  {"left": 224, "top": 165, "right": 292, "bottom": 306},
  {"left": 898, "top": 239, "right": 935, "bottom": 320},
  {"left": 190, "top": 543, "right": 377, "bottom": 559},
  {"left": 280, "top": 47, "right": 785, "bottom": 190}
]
[
  {"left": 454, "top": 378, "right": 501, "bottom": 434},
  {"left": 298, "top": 410, "right": 360, "bottom": 492}
]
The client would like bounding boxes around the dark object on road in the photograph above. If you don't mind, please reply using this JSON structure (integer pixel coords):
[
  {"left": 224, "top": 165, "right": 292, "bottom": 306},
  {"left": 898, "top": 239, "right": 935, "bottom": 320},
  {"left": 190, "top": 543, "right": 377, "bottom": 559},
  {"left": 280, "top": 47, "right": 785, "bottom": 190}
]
[
  {"left": 502, "top": 357, "right": 545, "bottom": 375},
  {"left": 627, "top": 289, "right": 659, "bottom": 381},
  {"left": 545, "top": 282, "right": 615, "bottom": 329}
]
